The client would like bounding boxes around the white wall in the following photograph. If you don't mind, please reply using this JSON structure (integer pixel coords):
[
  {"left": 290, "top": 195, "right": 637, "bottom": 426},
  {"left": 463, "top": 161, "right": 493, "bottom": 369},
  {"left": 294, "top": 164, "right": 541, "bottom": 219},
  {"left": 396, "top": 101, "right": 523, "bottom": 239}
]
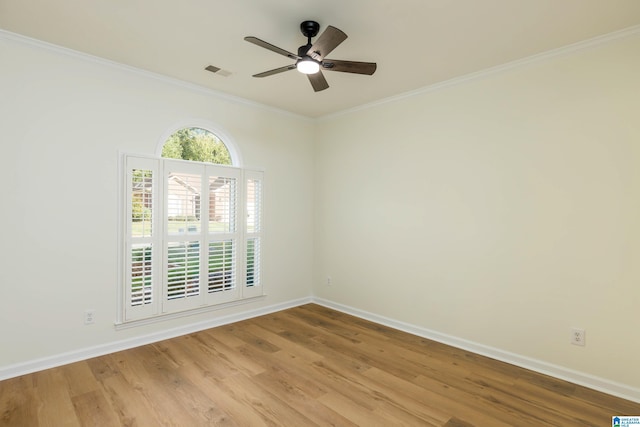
[
  {"left": 314, "top": 34, "right": 640, "bottom": 392},
  {"left": 0, "top": 34, "right": 315, "bottom": 369}
]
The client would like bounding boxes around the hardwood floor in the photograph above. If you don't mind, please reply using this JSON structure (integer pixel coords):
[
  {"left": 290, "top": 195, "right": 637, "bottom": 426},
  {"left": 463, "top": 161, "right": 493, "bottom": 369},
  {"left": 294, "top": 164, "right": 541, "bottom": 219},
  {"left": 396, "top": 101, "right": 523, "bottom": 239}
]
[{"left": 1, "top": 304, "right": 639, "bottom": 426}]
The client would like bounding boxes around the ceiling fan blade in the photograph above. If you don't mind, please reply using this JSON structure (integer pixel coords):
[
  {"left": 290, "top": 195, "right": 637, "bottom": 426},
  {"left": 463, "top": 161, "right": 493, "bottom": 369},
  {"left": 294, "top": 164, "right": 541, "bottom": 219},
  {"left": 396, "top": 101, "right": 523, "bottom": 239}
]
[
  {"left": 306, "top": 26, "right": 347, "bottom": 62},
  {"left": 244, "top": 36, "right": 300, "bottom": 60},
  {"left": 253, "top": 65, "right": 296, "bottom": 78},
  {"left": 307, "top": 71, "right": 329, "bottom": 92},
  {"left": 321, "top": 59, "right": 377, "bottom": 75}
]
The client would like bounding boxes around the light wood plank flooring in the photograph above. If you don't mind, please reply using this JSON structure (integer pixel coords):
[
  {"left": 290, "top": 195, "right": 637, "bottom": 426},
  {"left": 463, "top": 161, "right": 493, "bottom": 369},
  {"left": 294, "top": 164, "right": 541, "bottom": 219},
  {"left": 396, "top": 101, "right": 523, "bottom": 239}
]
[{"left": 1, "top": 304, "right": 639, "bottom": 426}]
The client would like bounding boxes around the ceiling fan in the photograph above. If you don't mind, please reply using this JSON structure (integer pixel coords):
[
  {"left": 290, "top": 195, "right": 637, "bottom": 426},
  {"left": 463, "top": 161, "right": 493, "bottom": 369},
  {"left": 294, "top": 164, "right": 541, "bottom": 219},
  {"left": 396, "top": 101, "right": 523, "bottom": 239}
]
[{"left": 244, "top": 20, "right": 377, "bottom": 92}]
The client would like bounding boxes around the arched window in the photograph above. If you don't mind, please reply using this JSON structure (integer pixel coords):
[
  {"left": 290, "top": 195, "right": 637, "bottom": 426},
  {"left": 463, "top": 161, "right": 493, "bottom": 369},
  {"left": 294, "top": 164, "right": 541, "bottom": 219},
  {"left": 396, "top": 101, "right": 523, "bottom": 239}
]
[
  {"left": 156, "top": 121, "right": 242, "bottom": 166},
  {"left": 161, "top": 127, "right": 232, "bottom": 165},
  {"left": 120, "top": 125, "right": 263, "bottom": 325}
]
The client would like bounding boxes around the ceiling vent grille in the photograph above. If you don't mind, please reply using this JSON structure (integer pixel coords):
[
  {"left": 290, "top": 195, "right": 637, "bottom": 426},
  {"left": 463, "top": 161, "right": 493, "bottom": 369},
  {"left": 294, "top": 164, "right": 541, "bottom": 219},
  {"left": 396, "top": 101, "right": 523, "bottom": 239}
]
[{"left": 205, "top": 65, "right": 231, "bottom": 77}]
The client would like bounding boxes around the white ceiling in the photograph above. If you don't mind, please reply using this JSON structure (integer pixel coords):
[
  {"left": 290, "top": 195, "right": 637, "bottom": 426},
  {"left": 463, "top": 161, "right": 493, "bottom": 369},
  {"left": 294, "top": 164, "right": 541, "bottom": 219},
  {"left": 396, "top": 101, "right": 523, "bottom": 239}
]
[{"left": 2, "top": 0, "right": 640, "bottom": 118}]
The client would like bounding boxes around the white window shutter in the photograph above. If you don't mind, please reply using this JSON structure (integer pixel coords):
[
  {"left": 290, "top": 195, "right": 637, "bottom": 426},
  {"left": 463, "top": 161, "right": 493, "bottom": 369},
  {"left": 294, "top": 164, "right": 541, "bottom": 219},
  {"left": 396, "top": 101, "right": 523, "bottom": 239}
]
[
  {"left": 124, "top": 156, "right": 160, "bottom": 321},
  {"left": 243, "top": 170, "right": 264, "bottom": 298},
  {"left": 121, "top": 155, "right": 262, "bottom": 323},
  {"left": 162, "top": 160, "right": 206, "bottom": 312},
  {"left": 205, "top": 165, "right": 242, "bottom": 305}
]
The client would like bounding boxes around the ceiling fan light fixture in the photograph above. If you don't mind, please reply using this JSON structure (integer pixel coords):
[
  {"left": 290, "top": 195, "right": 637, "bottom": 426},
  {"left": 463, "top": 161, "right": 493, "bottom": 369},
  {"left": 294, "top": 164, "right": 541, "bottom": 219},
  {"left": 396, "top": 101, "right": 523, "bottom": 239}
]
[
  {"left": 296, "top": 58, "right": 320, "bottom": 74},
  {"left": 245, "top": 21, "right": 376, "bottom": 92}
]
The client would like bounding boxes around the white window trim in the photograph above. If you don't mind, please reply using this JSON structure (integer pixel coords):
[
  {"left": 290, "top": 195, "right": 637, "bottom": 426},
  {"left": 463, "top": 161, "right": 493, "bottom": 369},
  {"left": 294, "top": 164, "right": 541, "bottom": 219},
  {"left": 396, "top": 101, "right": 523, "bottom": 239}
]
[{"left": 116, "top": 153, "right": 264, "bottom": 327}]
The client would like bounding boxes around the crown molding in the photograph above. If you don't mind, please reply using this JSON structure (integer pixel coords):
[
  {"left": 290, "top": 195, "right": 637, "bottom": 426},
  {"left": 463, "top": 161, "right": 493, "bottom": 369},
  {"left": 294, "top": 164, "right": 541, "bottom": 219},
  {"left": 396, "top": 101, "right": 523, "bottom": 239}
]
[
  {"left": 320, "top": 24, "right": 640, "bottom": 121},
  {"left": 0, "top": 28, "right": 312, "bottom": 122},
  {"left": 3, "top": 24, "right": 639, "bottom": 123}
]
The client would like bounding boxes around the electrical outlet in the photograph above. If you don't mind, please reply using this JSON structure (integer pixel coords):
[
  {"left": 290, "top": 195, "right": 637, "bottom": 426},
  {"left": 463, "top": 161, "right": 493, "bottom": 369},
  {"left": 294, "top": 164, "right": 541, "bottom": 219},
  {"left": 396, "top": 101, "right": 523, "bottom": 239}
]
[
  {"left": 570, "top": 328, "right": 585, "bottom": 346},
  {"left": 84, "top": 309, "right": 96, "bottom": 325},
  {"left": 326, "top": 276, "right": 332, "bottom": 286}
]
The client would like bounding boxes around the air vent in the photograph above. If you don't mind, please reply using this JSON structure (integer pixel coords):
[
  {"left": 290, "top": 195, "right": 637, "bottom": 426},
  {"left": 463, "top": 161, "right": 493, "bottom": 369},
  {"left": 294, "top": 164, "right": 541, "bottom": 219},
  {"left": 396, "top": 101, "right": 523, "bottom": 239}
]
[{"left": 205, "top": 65, "right": 231, "bottom": 77}]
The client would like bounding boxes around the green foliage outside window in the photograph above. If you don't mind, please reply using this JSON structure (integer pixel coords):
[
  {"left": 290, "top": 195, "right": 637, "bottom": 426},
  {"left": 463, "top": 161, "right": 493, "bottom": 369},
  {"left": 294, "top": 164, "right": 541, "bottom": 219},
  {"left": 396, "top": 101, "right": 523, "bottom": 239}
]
[{"left": 162, "top": 128, "right": 232, "bottom": 165}]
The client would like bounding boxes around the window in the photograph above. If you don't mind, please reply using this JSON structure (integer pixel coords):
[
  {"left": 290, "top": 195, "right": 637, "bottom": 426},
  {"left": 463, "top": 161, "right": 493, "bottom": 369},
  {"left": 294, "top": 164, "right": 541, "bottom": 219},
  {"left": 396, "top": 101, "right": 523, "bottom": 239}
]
[
  {"left": 161, "top": 127, "right": 232, "bottom": 165},
  {"left": 121, "top": 133, "right": 263, "bottom": 323}
]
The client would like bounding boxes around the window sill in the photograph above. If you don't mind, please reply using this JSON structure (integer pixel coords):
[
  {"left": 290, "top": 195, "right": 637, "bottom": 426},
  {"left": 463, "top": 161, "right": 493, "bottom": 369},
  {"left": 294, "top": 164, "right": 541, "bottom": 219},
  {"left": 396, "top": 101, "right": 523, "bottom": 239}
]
[{"left": 114, "top": 295, "right": 266, "bottom": 331}]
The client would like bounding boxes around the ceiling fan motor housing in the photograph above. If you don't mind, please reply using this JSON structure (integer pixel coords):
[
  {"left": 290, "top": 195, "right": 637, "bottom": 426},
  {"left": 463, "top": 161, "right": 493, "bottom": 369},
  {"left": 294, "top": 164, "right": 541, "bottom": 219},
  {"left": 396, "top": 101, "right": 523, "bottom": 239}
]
[{"left": 300, "top": 20, "right": 320, "bottom": 38}]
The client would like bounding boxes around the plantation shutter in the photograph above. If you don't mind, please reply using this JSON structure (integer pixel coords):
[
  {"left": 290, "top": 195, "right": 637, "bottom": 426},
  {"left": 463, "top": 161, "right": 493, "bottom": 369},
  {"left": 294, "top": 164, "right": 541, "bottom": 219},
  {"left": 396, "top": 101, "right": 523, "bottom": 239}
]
[
  {"left": 162, "top": 160, "right": 242, "bottom": 312},
  {"left": 124, "top": 156, "right": 160, "bottom": 320},
  {"left": 162, "top": 160, "right": 206, "bottom": 312},
  {"left": 244, "top": 170, "right": 264, "bottom": 298},
  {"left": 121, "top": 154, "right": 262, "bottom": 323},
  {"left": 205, "top": 166, "right": 241, "bottom": 305}
]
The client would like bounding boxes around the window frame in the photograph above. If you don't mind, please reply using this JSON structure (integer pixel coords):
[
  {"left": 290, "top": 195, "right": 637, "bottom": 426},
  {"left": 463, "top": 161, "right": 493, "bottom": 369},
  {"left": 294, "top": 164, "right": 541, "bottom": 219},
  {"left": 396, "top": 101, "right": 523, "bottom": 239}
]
[{"left": 117, "top": 153, "right": 264, "bottom": 326}]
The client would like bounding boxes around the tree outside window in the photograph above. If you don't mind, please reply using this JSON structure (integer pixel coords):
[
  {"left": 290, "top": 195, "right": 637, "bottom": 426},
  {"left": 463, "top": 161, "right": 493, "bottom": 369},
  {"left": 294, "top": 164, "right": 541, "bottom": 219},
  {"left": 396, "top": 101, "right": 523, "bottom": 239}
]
[{"left": 161, "top": 128, "right": 231, "bottom": 165}]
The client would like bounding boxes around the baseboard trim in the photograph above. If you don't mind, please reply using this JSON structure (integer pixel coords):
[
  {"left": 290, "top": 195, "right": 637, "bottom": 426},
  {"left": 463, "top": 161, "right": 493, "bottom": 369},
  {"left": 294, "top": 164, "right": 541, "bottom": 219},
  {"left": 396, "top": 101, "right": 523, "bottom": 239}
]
[
  {"left": 312, "top": 297, "right": 640, "bottom": 404},
  {"left": 3, "top": 295, "right": 638, "bottom": 404},
  {"left": 0, "top": 297, "right": 312, "bottom": 381}
]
